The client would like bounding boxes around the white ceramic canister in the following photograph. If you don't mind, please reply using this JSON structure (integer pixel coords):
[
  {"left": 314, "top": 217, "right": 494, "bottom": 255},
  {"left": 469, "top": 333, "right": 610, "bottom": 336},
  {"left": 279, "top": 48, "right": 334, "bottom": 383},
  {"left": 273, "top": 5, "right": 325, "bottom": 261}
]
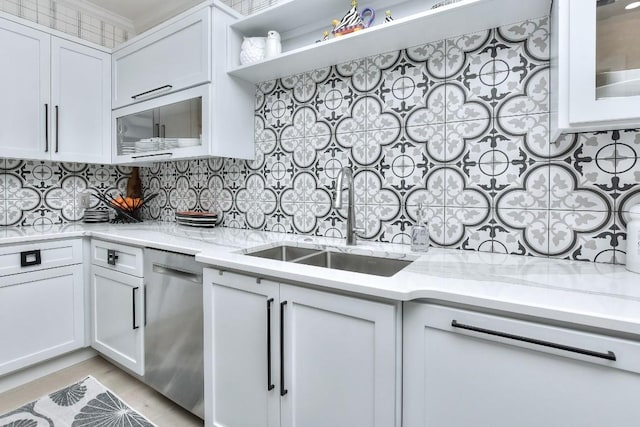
[{"left": 626, "top": 204, "right": 640, "bottom": 274}]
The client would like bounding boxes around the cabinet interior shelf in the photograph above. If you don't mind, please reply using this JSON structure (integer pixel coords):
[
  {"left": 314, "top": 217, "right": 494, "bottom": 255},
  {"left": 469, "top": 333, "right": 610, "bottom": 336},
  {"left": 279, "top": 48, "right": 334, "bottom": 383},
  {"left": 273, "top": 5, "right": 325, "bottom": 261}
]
[{"left": 228, "top": 0, "right": 551, "bottom": 84}]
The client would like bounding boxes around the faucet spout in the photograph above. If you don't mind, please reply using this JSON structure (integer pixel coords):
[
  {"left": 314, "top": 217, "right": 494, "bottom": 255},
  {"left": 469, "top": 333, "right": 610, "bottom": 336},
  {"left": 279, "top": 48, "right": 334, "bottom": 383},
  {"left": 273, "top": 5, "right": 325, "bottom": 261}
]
[{"left": 334, "top": 167, "right": 358, "bottom": 245}]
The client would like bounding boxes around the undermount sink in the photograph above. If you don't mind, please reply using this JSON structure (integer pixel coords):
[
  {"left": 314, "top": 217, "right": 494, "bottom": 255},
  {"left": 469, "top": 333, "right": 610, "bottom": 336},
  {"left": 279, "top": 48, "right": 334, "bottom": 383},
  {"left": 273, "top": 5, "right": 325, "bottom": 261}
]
[
  {"left": 247, "top": 245, "right": 319, "bottom": 262},
  {"left": 245, "top": 245, "right": 414, "bottom": 277}
]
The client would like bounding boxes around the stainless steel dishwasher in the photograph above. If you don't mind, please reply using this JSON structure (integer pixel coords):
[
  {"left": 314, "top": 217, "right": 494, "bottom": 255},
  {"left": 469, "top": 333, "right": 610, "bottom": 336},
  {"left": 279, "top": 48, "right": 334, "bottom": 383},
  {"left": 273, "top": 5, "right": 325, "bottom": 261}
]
[{"left": 144, "top": 248, "right": 204, "bottom": 419}]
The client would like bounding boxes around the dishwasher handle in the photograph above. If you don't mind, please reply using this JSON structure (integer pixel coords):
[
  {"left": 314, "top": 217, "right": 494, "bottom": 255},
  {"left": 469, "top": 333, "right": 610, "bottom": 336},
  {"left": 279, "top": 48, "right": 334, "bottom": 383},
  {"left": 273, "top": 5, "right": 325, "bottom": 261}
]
[{"left": 152, "top": 264, "right": 202, "bottom": 283}]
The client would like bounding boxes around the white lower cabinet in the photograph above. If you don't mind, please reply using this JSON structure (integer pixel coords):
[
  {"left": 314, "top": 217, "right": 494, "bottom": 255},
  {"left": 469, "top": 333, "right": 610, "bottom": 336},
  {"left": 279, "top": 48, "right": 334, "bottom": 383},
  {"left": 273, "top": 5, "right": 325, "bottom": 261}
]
[
  {"left": 204, "top": 269, "right": 400, "bottom": 427},
  {"left": 0, "top": 265, "right": 84, "bottom": 376},
  {"left": 91, "top": 265, "right": 144, "bottom": 375},
  {"left": 403, "top": 302, "right": 640, "bottom": 427}
]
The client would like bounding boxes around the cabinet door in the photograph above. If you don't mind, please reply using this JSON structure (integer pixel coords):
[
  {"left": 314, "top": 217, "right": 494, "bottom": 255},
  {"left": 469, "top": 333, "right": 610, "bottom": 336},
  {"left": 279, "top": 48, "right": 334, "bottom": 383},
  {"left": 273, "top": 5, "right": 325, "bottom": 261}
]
[
  {"left": 403, "top": 302, "right": 640, "bottom": 427},
  {"left": 205, "top": 270, "right": 280, "bottom": 427},
  {"left": 568, "top": 0, "right": 640, "bottom": 124},
  {"left": 112, "top": 8, "right": 211, "bottom": 109},
  {"left": 91, "top": 265, "right": 144, "bottom": 375},
  {"left": 0, "top": 18, "right": 50, "bottom": 160},
  {"left": 280, "top": 284, "right": 399, "bottom": 427},
  {"left": 51, "top": 38, "right": 111, "bottom": 164},
  {"left": 0, "top": 265, "right": 84, "bottom": 376}
]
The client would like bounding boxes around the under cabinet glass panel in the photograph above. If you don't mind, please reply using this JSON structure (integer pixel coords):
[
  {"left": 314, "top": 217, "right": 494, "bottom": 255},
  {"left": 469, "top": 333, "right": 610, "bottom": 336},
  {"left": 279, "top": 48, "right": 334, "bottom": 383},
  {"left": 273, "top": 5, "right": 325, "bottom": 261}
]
[
  {"left": 116, "top": 97, "right": 202, "bottom": 156},
  {"left": 596, "top": 0, "right": 640, "bottom": 99}
]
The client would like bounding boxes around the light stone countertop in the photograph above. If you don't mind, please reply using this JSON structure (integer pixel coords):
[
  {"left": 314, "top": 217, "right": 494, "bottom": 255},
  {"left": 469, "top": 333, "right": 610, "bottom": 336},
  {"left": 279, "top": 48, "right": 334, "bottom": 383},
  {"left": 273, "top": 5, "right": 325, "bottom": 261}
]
[{"left": 2, "top": 222, "right": 639, "bottom": 336}]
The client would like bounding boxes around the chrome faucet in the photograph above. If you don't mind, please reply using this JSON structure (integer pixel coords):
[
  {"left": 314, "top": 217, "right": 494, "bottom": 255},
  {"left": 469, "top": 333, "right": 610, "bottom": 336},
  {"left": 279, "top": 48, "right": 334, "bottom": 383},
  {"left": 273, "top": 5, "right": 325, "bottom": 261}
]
[{"left": 335, "top": 167, "right": 361, "bottom": 245}]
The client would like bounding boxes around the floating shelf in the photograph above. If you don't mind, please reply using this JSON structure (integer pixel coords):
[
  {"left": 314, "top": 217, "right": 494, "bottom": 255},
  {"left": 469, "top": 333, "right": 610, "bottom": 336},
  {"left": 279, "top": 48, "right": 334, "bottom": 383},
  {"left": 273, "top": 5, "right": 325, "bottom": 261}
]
[{"left": 228, "top": 0, "right": 551, "bottom": 84}]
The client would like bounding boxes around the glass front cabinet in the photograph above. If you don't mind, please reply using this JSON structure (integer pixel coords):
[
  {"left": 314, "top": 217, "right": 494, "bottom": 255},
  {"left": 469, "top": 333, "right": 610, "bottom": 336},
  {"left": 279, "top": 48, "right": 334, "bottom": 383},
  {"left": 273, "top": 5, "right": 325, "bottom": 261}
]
[
  {"left": 552, "top": 0, "right": 640, "bottom": 139},
  {"left": 112, "top": 85, "right": 210, "bottom": 163}
]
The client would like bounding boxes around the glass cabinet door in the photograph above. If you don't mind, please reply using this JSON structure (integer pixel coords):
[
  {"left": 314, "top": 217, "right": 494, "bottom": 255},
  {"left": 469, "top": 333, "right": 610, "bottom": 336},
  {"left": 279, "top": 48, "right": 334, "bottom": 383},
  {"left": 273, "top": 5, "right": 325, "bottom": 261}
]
[
  {"left": 116, "top": 97, "right": 202, "bottom": 156},
  {"left": 596, "top": 0, "right": 640, "bottom": 99},
  {"left": 569, "top": 0, "right": 640, "bottom": 125}
]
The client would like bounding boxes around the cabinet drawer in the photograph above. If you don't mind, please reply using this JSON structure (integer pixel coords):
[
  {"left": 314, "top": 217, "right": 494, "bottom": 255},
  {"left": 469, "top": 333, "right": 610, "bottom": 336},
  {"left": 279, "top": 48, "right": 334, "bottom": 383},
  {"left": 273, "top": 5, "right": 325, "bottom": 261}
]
[
  {"left": 112, "top": 8, "right": 211, "bottom": 109},
  {"left": 409, "top": 303, "right": 640, "bottom": 375},
  {"left": 91, "top": 240, "right": 143, "bottom": 277},
  {"left": 0, "top": 239, "right": 82, "bottom": 277}
]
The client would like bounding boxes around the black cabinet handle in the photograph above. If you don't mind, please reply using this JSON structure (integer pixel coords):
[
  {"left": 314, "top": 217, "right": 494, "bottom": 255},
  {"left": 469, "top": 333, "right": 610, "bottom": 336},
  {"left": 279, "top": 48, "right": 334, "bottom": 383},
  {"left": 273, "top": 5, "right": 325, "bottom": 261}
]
[
  {"left": 131, "top": 84, "right": 173, "bottom": 100},
  {"left": 55, "top": 105, "right": 59, "bottom": 153},
  {"left": 132, "top": 287, "right": 139, "bottom": 330},
  {"left": 144, "top": 284, "right": 147, "bottom": 327},
  {"left": 280, "top": 301, "right": 288, "bottom": 396},
  {"left": 44, "top": 104, "right": 49, "bottom": 152},
  {"left": 451, "top": 320, "right": 616, "bottom": 361},
  {"left": 267, "top": 298, "right": 275, "bottom": 391},
  {"left": 20, "top": 250, "right": 42, "bottom": 267}
]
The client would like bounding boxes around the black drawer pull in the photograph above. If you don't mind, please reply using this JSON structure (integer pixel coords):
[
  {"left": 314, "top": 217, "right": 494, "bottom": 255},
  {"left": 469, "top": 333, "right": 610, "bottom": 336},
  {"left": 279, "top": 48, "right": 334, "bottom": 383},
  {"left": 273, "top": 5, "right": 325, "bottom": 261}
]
[
  {"left": 451, "top": 320, "right": 617, "bottom": 361},
  {"left": 107, "top": 249, "right": 119, "bottom": 266},
  {"left": 20, "top": 250, "right": 42, "bottom": 267}
]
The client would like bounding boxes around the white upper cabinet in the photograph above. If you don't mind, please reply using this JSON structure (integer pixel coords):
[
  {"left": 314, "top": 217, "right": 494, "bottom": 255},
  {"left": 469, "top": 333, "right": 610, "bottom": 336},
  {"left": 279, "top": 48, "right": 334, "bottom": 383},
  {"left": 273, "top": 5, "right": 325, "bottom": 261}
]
[
  {"left": 112, "top": 8, "right": 211, "bottom": 110},
  {"left": 0, "top": 18, "right": 50, "bottom": 160},
  {"left": 0, "top": 15, "right": 111, "bottom": 163},
  {"left": 51, "top": 38, "right": 111, "bottom": 164},
  {"left": 111, "top": 5, "right": 255, "bottom": 163},
  {"left": 552, "top": 0, "right": 640, "bottom": 138}
]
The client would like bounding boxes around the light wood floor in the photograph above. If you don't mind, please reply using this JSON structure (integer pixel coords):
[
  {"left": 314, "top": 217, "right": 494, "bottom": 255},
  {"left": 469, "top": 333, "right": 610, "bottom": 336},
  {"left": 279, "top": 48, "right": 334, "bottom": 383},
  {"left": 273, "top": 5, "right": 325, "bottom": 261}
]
[{"left": 0, "top": 356, "right": 203, "bottom": 427}]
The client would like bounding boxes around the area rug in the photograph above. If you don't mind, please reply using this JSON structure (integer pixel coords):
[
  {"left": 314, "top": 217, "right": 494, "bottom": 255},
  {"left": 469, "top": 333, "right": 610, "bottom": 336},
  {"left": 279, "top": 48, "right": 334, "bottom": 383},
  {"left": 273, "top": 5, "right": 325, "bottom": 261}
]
[{"left": 0, "top": 375, "right": 156, "bottom": 427}]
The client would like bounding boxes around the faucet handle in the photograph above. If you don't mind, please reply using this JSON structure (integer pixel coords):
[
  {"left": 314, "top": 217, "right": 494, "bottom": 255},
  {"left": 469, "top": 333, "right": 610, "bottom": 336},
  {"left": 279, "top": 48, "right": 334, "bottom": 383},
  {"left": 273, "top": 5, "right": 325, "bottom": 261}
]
[{"left": 353, "top": 227, "right": 366, "bottom": 237}]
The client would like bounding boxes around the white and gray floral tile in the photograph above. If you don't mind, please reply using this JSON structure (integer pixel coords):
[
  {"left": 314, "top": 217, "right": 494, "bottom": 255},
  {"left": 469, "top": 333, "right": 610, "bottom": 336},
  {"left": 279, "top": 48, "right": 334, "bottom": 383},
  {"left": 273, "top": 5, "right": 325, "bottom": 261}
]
[
  {"left": 0, "top": 14, "right": 615, "bottom": 265},
  {"left": 0, "top": 160, "right": 130, "bottom": 227}
]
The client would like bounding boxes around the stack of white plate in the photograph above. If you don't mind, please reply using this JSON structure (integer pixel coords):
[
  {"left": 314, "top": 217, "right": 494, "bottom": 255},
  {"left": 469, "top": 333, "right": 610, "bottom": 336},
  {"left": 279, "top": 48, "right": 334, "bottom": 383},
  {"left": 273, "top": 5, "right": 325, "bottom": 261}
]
[
  {"left": 176, "top": 211, "right": 219, "bottom": 228},
  {"left": 135, "top": 138, "right": 160, "bottom": 152},
  {"left": 83, "top": 209, "right": 110, "bottom": 223},
  {"left": 119, "top": 141, "right": 136, "bottom": 155}
]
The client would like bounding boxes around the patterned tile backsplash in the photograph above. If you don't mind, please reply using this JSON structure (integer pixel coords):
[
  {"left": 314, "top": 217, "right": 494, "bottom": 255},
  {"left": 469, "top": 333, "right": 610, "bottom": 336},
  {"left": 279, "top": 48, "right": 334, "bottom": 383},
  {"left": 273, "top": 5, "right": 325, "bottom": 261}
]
[
  {"left": 141, "top": 15, "right": 640, "bottom": 265},
  {"left": 0, "top": 159, "right": 130, "bottom": 227},
  {"left": 1, "top": 15, "right": 639, "bottom": 266}
]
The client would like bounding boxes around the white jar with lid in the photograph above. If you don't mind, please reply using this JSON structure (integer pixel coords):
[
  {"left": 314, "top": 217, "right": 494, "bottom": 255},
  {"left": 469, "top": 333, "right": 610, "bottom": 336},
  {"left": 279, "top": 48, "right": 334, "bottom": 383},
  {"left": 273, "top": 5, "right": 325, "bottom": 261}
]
[{"left": 626, "top": 204, "right": 640, "bottom": 274}]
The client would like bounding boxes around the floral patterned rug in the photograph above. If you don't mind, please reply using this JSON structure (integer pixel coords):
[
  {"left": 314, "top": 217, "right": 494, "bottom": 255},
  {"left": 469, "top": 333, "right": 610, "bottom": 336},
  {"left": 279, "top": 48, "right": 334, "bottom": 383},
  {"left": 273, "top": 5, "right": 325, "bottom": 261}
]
[{"left": 0, "top": 376, "right": 156, "bottom": 426}]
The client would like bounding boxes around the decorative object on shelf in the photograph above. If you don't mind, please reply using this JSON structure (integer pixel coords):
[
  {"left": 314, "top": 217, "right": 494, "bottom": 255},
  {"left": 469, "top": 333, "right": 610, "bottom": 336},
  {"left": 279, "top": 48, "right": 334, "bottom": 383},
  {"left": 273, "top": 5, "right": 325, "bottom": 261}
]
[
  {"left": 264, "top": 30, "right": 282, "bottom": 59},
  {"left": 626, "top": 204, "right": 640, "bottom": 274},
  {"left": 384, "top": 9, "right": 394, "bottom": 22},
  {"left": 240, "top": 36, "right": 267, "bottom": 65},
  {"left": 176, "top": 210, "right": 221, "bottom": 228},
  {"left": 93, "top": 192, "right": 158, "bottom": 223},
  {"left": 332, "top": 0, "right": 375, "bottom": 37},
  {"left": 431, "top": 0, "right": 463, "bottom": 9},
  {"left": 316, "top": 30, "right": 330, "bottom": 43}
]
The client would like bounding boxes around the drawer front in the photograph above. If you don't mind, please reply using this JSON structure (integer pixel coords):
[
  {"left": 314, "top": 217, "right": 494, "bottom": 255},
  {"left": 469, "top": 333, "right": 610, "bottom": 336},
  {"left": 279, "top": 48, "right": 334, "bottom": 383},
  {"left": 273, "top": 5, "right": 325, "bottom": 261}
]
[
  {"left": 91, "top": 239, "right": 143, "bottom": 277},
  {"left": 0, "top": 239, "right": 82, "bottom": 277},
  {"left": 409, "top": 303, "right": 640, "bottom": 374},
  {"left": 112, "top": 8, "right": 211, "bottom": 109}
]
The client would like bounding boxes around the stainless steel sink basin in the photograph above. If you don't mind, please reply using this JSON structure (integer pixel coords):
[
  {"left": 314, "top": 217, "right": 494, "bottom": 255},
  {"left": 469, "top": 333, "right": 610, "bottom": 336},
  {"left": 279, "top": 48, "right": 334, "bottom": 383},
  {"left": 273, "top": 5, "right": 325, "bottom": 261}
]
[
  {"left": 245, "top": 245, "right": 413, "bottom": 277},
  {"left": 295, "top": 251, "right": 412, "bottom": 277},
  {"left": 246, "top": 245, "right": 320, "bottom": 262}
]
